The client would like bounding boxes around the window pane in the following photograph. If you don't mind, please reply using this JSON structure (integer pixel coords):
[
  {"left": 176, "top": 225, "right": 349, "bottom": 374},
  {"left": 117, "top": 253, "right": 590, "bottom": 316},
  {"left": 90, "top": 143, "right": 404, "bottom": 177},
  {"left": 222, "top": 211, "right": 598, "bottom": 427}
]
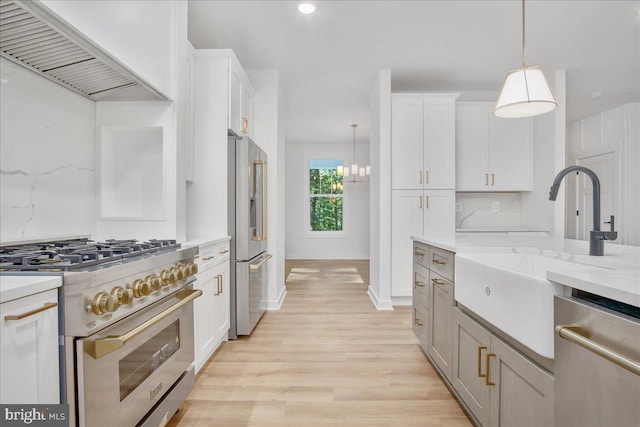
[
  {"left": 309, "top": 168, "right": 320, "bottom": 195},
  {"left": 310, "top": 197, "right": 343, "bottom": 231}
]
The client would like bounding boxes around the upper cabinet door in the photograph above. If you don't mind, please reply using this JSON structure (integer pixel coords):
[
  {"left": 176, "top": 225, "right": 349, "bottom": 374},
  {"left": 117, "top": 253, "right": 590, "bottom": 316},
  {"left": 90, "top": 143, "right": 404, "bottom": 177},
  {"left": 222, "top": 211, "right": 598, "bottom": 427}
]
[
  {"left": 456, "top": 103, "right": 490, "bottom": 191},
  {"left": 424, "top": 99, "right": 456, "bottom": 189},
  {"left": 392, "top": 96, "right": 424, "bottom": 190},
  {"left": 488, "top": 114, "right": 533, "bottom": 191},
  {"left": 229, "top": 60, "right": 243, "bottom": 136}
]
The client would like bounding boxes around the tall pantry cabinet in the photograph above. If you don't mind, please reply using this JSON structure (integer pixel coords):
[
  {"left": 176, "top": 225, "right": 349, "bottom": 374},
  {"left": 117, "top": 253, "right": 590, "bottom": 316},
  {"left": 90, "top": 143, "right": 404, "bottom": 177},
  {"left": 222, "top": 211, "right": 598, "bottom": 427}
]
[{"left": 391, "top": 93, "right": 459, "bottom": 299}]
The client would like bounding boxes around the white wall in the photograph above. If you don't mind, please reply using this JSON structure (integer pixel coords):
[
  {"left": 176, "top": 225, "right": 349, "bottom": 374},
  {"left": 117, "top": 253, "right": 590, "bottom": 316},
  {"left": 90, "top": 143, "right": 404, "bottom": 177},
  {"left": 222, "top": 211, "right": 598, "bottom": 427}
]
[
  {"left": 41, "top": 0, "right": 177, "bottom": 99},
  {"left": 246, "top": 69, "right": 287, "bottom": 309},
  {"left": 368, "top": 70, "right": 393, "bottom": 310},
  {"left": 285, "top": 142, "right": 370, "bottom": 259},
  {"left": 0, "top": 58, "right": 96, "bottom": 242}
]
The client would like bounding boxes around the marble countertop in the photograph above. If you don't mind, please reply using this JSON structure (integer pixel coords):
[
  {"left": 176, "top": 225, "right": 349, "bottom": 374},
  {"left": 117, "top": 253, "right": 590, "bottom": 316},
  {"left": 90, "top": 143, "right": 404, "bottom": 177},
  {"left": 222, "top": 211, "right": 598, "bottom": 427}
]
[
  {"left": 411, "top": 234, "right": 640, "bottom": 307},
  {"left": 184, "top": 235, "right": 231, "bottom": 248},
  {"left": 456, "top": 226, "right": 549, "bottom": 233},
  {"left": 0, "top": 275, "right": 62, "bottom": 303}
]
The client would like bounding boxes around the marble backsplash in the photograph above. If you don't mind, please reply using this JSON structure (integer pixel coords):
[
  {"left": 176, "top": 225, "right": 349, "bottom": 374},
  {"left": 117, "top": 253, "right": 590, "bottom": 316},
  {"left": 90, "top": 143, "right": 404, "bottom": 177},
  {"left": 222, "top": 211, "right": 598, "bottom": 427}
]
[
  {"left": 456, "top": 192, "right": 521, "bottom": 229},
  {"left": 1, "top": 58, "right": 97, "bottom": 242}
]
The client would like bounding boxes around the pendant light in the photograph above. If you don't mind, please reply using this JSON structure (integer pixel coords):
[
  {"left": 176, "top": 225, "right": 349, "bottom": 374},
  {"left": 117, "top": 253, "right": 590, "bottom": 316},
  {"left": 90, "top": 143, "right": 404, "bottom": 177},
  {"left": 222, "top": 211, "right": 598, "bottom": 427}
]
[
  {"left": 494, "top": 0, "right": 557, "bottom": 118},
  {"left": 337, "top": 124, "right": 370, "bottom": 183}
]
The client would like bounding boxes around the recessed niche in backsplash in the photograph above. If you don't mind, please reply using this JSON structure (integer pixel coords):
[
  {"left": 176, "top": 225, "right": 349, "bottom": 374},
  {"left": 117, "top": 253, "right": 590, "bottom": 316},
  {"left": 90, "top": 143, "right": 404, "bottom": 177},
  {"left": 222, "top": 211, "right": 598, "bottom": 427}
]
[{"left": 456, "top": 193, "right": 521, "bottom": 229}]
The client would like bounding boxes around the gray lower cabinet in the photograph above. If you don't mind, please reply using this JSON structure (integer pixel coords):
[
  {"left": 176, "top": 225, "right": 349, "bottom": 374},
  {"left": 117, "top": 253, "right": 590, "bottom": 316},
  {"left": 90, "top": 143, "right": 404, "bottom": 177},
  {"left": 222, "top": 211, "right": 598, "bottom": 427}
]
[
  {"left": 453, "top": 307, "right": 554, "bottom": 427},
  {"left": 428, "top": 270, "right": 454, "bottom": 381}
]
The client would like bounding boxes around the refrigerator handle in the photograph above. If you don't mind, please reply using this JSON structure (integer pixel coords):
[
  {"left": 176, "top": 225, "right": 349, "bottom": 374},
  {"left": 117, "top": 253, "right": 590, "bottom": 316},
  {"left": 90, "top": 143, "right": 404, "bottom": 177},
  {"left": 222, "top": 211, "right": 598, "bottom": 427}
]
[
  {"left": 249, "top": 253, "right": 273, "bottom": 270},
  {"left": 252, "top": 159, "right": 267, "bottom": 241}
]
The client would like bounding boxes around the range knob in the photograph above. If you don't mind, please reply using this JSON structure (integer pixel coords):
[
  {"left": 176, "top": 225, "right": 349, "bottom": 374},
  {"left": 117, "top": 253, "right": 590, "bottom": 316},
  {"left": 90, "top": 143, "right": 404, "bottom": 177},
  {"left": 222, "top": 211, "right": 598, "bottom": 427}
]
[
  {"left": 146, "top": 275, "right": 162, "bottom": 291},
  {"left": 131, "top": 279, "right": 151, "bottom": 297},
  {"left": 172, "top": 266, "right": 184, "bottom": 281},
  {"left": 92, "top": 292, "right": 118, "bottom": 315},
  {"left": 111, "top": 287, "right": 133, "bottom": 305},
  {"left": 188, "top": 262, "right": 198, "bottom": 276},
  {"left": 161, "top": 269, "right": 176, "bottom": 286},
  {"left": 180, "top": 264, "right": 191, "bottom": 278}
]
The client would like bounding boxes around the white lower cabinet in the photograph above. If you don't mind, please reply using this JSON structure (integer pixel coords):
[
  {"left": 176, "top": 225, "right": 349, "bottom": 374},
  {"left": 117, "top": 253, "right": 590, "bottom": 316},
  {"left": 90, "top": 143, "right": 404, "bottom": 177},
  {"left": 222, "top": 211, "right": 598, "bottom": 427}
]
[
  {"left": 452, "top": 308, "right": 554, "bottom": 427},
  {"left": 0, "top": 289, "right": 60, "bottom": 404},
  {"left": 193, "top": 240, "right": 230, "bottom": 373}
]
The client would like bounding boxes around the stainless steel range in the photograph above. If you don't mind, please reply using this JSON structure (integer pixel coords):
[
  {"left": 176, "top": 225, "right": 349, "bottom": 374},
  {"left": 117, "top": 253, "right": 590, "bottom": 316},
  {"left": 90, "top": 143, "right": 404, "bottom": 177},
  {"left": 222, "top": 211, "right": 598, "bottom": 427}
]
[{"left": 0, "top": 238, "right": 201, "bottom": 427}]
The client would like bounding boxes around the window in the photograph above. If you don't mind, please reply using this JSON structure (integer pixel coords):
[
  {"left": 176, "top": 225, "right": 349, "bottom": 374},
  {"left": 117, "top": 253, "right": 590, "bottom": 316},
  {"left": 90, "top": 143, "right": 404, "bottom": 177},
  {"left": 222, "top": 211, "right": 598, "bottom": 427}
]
[{"left": 309, "top": 159, "right": 343, "bottom": 231}]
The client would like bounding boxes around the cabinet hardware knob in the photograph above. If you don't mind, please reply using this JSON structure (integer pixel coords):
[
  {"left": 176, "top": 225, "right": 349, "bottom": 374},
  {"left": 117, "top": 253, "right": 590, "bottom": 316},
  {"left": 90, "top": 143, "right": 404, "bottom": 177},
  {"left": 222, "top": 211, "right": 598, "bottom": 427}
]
[
  {"left": 477, "top": 346, "right": 487, "bottom": 378},
  {"left": 485, "top": 353, "right": 496, "bottom": 386}
]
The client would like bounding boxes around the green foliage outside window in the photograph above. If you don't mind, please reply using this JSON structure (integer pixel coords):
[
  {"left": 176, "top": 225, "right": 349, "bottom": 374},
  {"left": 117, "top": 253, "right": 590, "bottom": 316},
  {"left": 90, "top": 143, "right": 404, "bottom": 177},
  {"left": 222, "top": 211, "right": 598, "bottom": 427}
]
[{"left": 309, "top": 160, "right": 343, "bottom": 231}]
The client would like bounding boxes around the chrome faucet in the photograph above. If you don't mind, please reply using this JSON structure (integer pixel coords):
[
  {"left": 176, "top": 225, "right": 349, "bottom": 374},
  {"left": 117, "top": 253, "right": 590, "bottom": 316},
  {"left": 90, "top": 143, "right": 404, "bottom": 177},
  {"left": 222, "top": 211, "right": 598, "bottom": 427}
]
[{"left": 549, "top": 165, "right": 617, "bottom": 256}]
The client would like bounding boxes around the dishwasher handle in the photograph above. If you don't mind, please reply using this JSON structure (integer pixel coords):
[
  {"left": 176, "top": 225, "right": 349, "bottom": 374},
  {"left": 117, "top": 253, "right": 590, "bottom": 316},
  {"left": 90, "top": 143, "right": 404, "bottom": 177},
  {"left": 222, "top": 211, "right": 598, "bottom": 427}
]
[{"left": 555, "top": 325, "right": 640, "bottom": 376}]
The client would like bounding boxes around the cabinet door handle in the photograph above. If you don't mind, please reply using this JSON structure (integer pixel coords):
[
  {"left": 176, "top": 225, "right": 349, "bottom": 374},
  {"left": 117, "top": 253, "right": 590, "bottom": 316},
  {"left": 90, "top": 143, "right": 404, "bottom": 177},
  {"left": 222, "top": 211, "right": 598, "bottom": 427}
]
[
  {"left": 419, "top": 170, "right": 423, "bottom": 185},
  {"left": 431, "top": 278, "right": 445, "bottom": 286},
  {"left": 4, "top": 302, "right": 57, "bottom": 321},
  {"left": 485, "top": 173, "right": 489, "bottom": 186},
  {"left": 414, "top": 281, "right": 425, "bottom": 288},
  {"left": 218, "top": 275, "right": 223, "bottom": 295},
  {"left": 491, "top": 173, "right": 495, "bottom": 186},
  {"left": 414, "top": 250, "right": 425, "bottom": 257},
  {"left": 202, "top": 256, "right": 215, "bottom": 261},
  {"left": 425, "top": 170, "right": 429, "bottom": 184},
  {"left": 414, "top": 318, "right": 423, "bottom": 327},
  {"left": 477, "top": 346, "right": 487, "bottom": 378},
  {"left": 419, "top": 196, "right": 422, "bottom": 209},
  {"left": 485, "top": 353, "right": 496, "bottom": 386},
  {"left": 242, "top": 117, "right": 249, "bottom": 134},
  {"left": 425, "top": 195, "right": 429, "bottom": 209}
]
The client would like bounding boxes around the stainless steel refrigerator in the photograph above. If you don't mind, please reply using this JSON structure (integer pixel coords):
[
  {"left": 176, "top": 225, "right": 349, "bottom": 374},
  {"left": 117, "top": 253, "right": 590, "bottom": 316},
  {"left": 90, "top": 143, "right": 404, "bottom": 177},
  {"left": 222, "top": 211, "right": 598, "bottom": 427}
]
[{"left": 228, "top": 135, "right": 271, "bottom": 339}]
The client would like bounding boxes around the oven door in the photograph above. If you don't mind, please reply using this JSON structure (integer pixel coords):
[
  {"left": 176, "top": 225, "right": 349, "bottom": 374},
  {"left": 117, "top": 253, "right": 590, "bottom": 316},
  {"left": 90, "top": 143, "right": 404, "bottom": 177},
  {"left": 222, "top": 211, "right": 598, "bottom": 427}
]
[{"left": 76, "top": 288, "right": 201, "bottom": 427}]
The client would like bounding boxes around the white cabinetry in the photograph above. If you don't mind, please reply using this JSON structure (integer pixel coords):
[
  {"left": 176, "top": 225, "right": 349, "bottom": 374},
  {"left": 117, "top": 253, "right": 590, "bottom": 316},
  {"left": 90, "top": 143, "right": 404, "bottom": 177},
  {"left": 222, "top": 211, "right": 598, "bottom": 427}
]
[
  {"left": 0, "top": 288, "right": 60, "bottom": 404},
  {"left": 193, "top": 239, "right": 230, "bottom": 373},
  {"left": 229, "top": 56, "right": 254, "bottom": 137},
  {"left": 456, "top": 102, "right": 533, "bottom": 191},
  {"left": 392, "top": 190, "right": 454, "bottom": 297},
  {"left": 392, "top": 93, "right": 458, "bottom": 190}
]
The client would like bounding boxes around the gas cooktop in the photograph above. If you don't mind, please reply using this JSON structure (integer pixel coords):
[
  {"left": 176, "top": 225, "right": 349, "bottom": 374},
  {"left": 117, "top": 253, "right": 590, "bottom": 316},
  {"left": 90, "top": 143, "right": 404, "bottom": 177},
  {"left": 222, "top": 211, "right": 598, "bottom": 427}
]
[{"left": 0, "top": 238, "right": 180, "bottom": 272}]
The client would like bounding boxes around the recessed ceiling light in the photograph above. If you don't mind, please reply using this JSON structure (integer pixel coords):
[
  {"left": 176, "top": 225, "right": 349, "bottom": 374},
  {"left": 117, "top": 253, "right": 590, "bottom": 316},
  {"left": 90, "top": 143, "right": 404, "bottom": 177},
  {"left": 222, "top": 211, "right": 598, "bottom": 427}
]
[
  {"left": 590, "top": 91, "right": 602, "bottom": 99},
  {"left": 297, "top": 2, "right": 317, "bottom": 15}
]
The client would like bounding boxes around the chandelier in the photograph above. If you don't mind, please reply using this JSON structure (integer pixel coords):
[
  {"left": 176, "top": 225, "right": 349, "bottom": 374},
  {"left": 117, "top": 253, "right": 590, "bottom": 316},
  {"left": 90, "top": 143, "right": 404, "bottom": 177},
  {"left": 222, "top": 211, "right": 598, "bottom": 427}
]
[{"left": 337, "top": 123, "right": 370, "bottom": 183}]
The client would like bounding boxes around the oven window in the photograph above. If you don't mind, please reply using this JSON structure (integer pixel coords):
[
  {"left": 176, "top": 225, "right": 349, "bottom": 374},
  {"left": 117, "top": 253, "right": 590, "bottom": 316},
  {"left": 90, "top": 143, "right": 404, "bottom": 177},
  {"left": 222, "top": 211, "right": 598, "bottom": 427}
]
[{"left": 119, "top": 320, "right": 180, "bottom": 401}]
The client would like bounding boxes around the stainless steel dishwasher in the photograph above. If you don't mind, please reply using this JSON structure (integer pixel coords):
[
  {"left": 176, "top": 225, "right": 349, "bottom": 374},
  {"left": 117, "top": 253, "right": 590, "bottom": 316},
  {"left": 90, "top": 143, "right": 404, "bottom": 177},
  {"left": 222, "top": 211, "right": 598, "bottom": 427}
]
[{"left": 554, "top": 292, "right": 640, "bottom": 427}]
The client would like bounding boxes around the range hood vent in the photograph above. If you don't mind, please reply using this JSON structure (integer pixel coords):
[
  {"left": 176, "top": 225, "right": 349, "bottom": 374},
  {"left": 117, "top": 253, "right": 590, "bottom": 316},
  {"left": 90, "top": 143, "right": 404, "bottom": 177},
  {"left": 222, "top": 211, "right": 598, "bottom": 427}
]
[{"left": 0, "top": 0, "right": 168, "bottom": 101}]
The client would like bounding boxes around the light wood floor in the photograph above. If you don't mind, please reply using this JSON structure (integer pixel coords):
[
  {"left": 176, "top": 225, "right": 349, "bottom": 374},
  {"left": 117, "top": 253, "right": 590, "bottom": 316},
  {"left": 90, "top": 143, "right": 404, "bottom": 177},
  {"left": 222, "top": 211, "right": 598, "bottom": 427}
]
[{"left": 170, "top": 259, "right": 471, "bottom": 426}]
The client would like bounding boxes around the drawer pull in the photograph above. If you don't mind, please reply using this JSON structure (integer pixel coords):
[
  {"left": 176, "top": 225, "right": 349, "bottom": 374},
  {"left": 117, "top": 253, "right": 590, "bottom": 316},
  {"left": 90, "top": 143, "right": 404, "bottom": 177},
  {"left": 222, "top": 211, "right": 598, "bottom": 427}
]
[
  {"left": 202, "top": 256, "right": 215, "bottom": 261},
  {"left": 4, "top": 302, "right": 57, "bottom": 320},
  {"left": 431, "top": 278, "right": 445, "bottom": 286},
  {"left": 478, "top": 346, "right": 487, "bottom": 378},
  {"left": 414, "top": 281, "right": 425, "bottom": 288},
  {"left": 486, "top": 353, "right": 496, "bottom": 386},
  {"left": 432, "top": 259, "right": 446, "bottom": 266},
  {"left": 414, "top": 318, "right": 423, "bottom": 327},
  {"left": 414, "top": 250, "right": 425, "bottom": 257},
  {"left": 219, "top": 249, "right": 229, "bottom": 254}
]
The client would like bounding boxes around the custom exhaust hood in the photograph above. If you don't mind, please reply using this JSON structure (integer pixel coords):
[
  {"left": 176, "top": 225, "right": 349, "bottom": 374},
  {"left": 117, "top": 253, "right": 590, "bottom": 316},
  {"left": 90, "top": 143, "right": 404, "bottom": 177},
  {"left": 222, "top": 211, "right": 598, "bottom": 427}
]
[{"left": 0, "top": 0, "right": 168, "bottom": 101}]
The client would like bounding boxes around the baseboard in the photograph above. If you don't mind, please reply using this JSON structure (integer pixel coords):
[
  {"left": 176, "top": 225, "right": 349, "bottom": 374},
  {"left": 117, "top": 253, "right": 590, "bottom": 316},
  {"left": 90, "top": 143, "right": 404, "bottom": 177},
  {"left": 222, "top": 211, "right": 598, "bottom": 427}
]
[
  {"left": 265, "top": 286, "right": 287, "bottom": 310},
  {"left": 391, "top": 296, "right": 412, "bottom": 306},
  {"left": 367, "top": 286, "right": 394, "bottom": 310}
]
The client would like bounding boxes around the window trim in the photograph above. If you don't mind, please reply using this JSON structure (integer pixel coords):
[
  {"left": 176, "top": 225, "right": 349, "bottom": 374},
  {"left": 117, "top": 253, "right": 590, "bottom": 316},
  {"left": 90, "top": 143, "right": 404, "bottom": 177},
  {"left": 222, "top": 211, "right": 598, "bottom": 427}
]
[{"left": 303, "top": 150, "right": 351, "bottom": 238}]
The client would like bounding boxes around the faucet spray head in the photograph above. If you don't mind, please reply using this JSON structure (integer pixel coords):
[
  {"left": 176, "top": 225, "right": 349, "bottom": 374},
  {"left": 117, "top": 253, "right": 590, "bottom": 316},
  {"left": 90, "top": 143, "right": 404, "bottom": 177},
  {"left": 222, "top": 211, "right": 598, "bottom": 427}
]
[{"left": 549, "top": 184, "right": 560, "bottom": 201}]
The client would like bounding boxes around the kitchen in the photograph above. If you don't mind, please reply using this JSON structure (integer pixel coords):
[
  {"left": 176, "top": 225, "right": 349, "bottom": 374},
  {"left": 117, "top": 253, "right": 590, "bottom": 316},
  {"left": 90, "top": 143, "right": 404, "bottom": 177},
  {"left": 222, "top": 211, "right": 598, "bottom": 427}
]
[{"left": 0, "top": 0, "right": 638, "bottom": 426}]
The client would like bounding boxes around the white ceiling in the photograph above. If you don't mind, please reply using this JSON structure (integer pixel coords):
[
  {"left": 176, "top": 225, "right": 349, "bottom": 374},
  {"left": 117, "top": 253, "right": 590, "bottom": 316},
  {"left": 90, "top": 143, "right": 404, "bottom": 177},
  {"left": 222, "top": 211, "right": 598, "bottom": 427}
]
[{"left": 188, "top": 0, "right": 640, "bottom": 145}]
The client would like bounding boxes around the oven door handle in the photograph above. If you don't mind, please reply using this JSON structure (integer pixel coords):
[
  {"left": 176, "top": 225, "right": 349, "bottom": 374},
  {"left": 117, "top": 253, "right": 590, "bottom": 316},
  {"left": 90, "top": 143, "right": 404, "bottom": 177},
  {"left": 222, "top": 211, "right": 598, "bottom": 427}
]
[{"left": 86, "top": 289, "right": 202, "bottom": 359}]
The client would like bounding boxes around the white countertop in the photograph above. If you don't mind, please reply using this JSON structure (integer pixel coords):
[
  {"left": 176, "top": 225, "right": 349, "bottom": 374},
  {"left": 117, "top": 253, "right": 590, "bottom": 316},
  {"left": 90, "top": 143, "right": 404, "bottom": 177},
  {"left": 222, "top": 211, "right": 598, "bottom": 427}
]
[
  {"left": 184, "top": 235, "right": 231, "bottom": 248},
  {"left": 411, "top": 234, "right": 640, "bottom": 307},
  {"left": 456, "top": 226, "right": 549, "bottom": 233},
  {"left": 0, "top": 275, "right": 62, "bottom": 303}
]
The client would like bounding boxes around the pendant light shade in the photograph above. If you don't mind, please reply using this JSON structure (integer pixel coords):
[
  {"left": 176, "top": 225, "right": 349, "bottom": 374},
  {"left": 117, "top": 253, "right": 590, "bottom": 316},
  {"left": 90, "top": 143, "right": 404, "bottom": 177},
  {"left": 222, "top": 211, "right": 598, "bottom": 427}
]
[
  {"left": 494, "top": 66, "right": 557, "bottom": 118},
  {"left": 493, "top": 0, "right": 557, "bottom": 118}
]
